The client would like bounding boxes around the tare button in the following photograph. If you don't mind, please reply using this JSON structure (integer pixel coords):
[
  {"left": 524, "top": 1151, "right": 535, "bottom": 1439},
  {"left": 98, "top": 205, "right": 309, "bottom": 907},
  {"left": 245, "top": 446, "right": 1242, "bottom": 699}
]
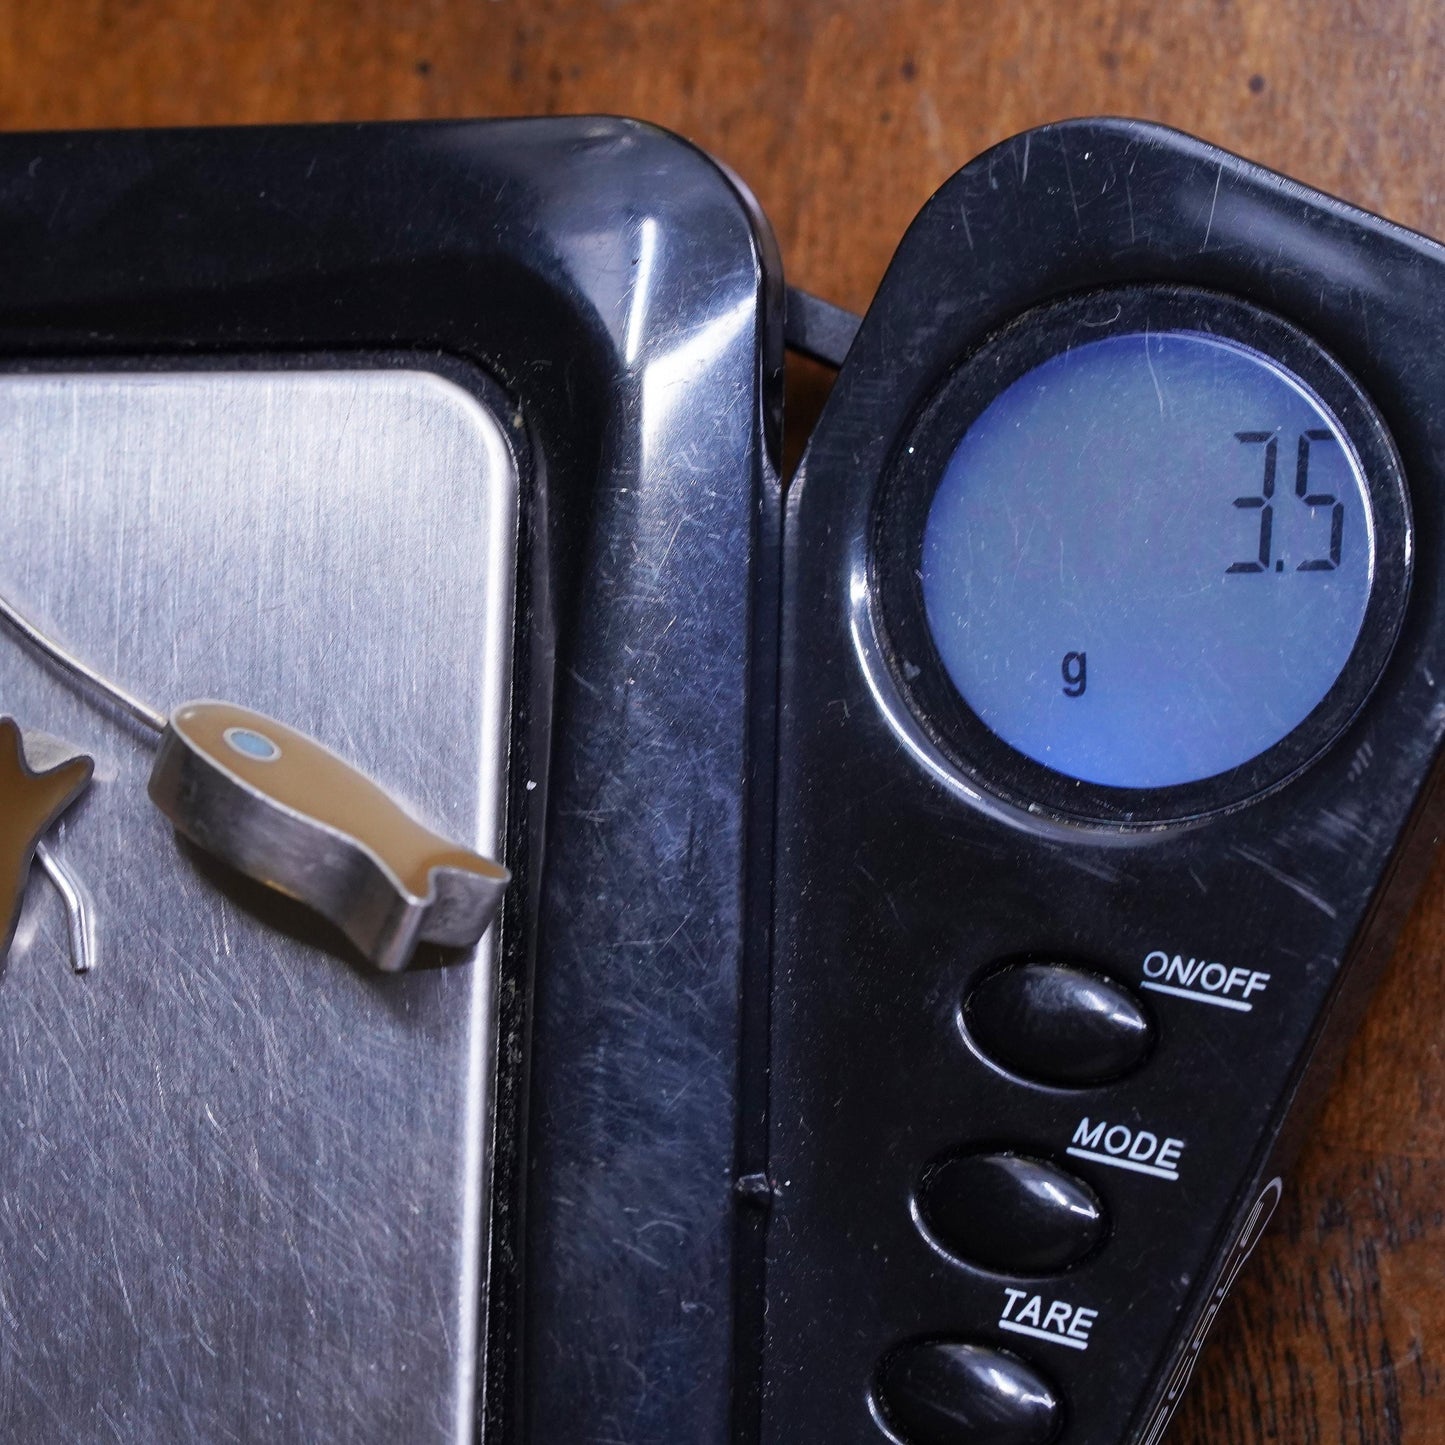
[
  {"left": 1066, "top": 1115, "right": 1186, "bottom": 1181},
  {"left": 876, "top": 1340, "right": 1061, "bottom": 1445},
  {"left": 1139, "top": 948, "right": 1271, "bottom": 1012}
]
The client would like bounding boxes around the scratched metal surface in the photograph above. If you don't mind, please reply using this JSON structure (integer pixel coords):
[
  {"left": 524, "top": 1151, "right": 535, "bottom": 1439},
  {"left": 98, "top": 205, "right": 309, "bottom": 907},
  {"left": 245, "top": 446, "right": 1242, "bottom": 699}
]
[{"left": 0, "top": 370, "right": 517, "bottom": 1441}]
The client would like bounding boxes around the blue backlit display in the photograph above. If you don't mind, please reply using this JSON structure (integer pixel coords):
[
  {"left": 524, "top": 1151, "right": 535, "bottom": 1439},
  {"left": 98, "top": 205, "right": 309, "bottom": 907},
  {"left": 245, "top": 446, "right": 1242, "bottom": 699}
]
[{"left": 921, "top": 331, "right": 1375, "bottom": 788}]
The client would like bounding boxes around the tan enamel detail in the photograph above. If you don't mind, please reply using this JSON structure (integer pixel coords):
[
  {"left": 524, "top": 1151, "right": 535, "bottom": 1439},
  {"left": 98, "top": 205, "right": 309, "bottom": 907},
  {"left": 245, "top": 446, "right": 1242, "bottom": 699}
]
[
  {"left": 171, "top": 702, "right": 505, "bottom": 901},
  {"left": 0, "top": 718, "right": 93, "bottom": 946}
]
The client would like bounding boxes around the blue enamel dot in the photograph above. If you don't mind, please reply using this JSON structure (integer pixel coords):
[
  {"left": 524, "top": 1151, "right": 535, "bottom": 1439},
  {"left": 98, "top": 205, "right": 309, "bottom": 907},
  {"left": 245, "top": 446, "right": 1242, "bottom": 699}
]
[{"left": 224, "top": 726, "right": 282, "bottom": 763}]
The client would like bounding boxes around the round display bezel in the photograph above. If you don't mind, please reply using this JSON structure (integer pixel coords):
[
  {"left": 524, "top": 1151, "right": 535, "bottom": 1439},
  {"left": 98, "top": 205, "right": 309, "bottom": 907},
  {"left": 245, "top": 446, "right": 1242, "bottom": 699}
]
[{"left": 871, "top": 286, "right": 1412, "bottom": 825}]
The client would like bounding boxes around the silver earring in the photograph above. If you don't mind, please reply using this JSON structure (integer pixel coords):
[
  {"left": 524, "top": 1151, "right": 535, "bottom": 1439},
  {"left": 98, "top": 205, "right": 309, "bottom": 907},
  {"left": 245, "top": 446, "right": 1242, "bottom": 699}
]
[{"left": 0, "top": 592, "right": 508, "bottom": 972}]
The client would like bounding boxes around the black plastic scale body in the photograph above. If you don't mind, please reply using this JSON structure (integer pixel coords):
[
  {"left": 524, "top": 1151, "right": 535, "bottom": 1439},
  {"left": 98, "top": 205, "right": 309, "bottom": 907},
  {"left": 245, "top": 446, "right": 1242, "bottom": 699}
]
[
  {"left": 0, "top": 119, "right": 781, "bottom": 1445},
  {"left": 762, "top": 119, "right": 1445, "bottom": 1444}
]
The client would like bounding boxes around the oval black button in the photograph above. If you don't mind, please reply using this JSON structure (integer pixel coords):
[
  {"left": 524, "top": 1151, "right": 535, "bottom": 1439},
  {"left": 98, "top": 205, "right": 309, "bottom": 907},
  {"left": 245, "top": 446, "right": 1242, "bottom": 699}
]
[
  {"left": 877, "top": 1341, "right": 1061, "bottom": 1445},
  {"left": 964, "top": 962, "right": 1151, "bottom": 1086},
  {"left": 917, "top": 1152, "right": 1104, "bottom": 1273}
]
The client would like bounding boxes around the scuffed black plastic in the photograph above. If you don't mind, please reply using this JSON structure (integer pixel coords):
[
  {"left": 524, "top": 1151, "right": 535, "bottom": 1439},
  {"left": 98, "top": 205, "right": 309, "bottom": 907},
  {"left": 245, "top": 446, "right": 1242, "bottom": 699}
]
[
  {"left": 0, "top": 117, "right": 782, "bottom": 1445},
  {"left": 766, "top": 119, "right": 1445, "bottom": 1444}
]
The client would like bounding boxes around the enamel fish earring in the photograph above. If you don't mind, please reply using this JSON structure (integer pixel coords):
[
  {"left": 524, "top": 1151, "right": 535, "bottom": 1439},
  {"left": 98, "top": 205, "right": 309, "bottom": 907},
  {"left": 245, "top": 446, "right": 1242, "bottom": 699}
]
[
  {"left": 0, "top": 720, "right": 95, "bottom": 971},
  {"left": 0, "top": 592, "right": 510, "bottom": 973}
]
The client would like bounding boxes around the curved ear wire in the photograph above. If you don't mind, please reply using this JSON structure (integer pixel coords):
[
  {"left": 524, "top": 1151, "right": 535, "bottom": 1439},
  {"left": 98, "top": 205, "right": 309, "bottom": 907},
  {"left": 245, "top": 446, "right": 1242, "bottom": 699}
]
[
  {"left": 34, "top": 841, "right": 96, "bottom": 974},
  {"left": 0, "top": 589, "right": 166, "bottom": 735}
]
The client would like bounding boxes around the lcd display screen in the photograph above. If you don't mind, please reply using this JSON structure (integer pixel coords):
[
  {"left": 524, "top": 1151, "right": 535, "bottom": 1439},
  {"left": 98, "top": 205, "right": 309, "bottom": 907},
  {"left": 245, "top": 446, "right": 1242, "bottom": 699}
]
[{"left": 920, "top": 331, "right": 1376, "bottom": 789}]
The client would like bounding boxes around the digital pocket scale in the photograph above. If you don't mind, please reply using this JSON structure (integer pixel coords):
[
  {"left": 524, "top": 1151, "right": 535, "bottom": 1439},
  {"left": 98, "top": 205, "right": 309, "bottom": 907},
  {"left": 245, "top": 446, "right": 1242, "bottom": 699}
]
[
  {"left": 0, "top": 111, "right": 1439, "bottom": 1445},
  {"left": 763, "top": 118, "right": 1445, "bottom": 1444}
]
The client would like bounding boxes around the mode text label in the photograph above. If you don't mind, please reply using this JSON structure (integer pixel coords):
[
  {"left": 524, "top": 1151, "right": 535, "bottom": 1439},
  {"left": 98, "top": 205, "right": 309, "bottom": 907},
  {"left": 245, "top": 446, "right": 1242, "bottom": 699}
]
[{"left": 1067, "top": 1116, "right": 1185, "bottom": 1181}]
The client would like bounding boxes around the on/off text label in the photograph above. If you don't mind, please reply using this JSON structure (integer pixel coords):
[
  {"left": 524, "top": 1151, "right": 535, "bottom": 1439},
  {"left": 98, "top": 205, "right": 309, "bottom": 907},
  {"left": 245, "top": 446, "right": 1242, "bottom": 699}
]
[{"left": 1140, "top": 949, "right": 1270, "bottom": 1012}]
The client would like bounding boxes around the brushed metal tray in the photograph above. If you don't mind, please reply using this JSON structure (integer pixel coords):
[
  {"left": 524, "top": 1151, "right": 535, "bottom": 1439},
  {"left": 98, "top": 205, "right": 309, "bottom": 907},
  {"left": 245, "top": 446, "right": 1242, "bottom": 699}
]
[{"left": 0, "top": 368, "right": 516, "bottom": 1442}]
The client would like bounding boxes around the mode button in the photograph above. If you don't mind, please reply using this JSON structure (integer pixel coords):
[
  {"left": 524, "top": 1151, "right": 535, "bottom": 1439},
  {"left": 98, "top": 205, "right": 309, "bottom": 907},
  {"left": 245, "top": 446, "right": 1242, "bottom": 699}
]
[{"left": 916, "top": 1152, "right": 1104, "bottom": 1274}]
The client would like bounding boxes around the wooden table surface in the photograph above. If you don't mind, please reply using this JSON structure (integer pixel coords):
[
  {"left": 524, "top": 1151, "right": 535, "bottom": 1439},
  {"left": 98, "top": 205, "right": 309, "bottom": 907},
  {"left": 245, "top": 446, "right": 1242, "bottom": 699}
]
[{"left": 7, "top": 3, "right": 1445, "bottom": 1441}]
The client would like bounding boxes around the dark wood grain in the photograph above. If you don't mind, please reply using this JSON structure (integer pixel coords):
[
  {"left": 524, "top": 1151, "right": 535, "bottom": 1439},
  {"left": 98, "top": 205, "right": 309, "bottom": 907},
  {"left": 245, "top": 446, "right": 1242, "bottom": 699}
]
[{"left": 6, "top": 3, "right": 1445, "bottom": 1439}]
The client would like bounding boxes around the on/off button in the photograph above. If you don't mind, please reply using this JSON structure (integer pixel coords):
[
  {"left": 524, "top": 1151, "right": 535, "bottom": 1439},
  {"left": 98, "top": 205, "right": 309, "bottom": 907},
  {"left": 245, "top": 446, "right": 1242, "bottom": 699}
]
[{"left": 963, "top": 960, "right": 1153, "bottom": 1087}]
